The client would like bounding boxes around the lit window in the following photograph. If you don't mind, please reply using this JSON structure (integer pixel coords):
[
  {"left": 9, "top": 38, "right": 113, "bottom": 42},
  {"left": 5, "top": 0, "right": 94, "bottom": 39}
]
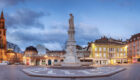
[
  {"left": 121, "top": 48, "right": 123, "bottom": 51},
  {"left": 120, "top": 53, "right": 123, "bottom": 56},
  {"left": 99, "top": 47, "right": 102, "bottom": 51},
  {"left": 104, "top": 53, "right": 106, "bottom": 57},
  {"left": 95, "top": 53, "right": 98, "bottom": 57},
  {"left": 99, "top": 53, "right": 102, "bottom": 57},
  {"left": 124, "top": 53, "right": 125, "bottom": 56},
  {"left": 95, "top": 48, "right": 97, "bottom": 51}
]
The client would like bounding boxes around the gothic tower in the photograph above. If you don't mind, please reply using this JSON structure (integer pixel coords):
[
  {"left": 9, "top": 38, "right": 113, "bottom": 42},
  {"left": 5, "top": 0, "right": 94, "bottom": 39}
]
[{"left": 0, "top": 11, "right": 7, "bottom": 61}]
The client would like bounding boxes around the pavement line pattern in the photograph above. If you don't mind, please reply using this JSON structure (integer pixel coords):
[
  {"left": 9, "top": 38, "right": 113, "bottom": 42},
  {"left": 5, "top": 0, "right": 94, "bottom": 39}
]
[{"left": 22, "top": 67, "right": 126, "bottom": 78}]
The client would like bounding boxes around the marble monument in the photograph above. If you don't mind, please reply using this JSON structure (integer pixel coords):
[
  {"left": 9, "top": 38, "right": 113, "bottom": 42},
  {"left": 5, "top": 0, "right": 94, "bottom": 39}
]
[{"left": 61, "top": 14, "right": 81, "bottom": 67}]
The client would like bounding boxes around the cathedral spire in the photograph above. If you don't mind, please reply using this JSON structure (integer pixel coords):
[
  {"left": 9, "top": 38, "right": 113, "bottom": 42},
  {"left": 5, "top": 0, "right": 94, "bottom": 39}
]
[{"left": 1, "top": 11, "right": 4, "bottom": 19}]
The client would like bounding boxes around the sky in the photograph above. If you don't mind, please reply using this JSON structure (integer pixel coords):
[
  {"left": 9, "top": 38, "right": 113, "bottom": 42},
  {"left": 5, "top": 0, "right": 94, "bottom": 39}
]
[{"left": 0, "top": 0, "right": 140, "bottom": 51}]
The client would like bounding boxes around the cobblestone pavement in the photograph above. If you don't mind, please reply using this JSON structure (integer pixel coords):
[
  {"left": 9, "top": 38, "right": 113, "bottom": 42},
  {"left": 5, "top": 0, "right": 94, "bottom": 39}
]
[{"left": 0, "top": 64, "right": 140, "bottom": 80}]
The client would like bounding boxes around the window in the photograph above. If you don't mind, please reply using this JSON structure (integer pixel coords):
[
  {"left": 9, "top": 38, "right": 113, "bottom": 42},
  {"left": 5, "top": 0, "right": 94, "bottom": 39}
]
[
  {"left": 95, "top": 48, "right": 97, "bottom": 51},
  {"left": 113, "top": 54, "right": 116, "bottom": 57},
  {"left": 117, "top": 48, "right": 119, "bottom": 52},
  {"left": 99, "top": 47, "right": 102, "bottom": 51},
  {"left": 133, "top": 42, "right": 135, "bottom": 47},
  {"left": 99, "top": 53, "right": 102, "bottom": 57},
  {"left": 4, "top": 31, "right": 5, "bottom": 36},
  {"left": 117, "top": 53, "right": 119, "bottom": 57},
  {"left": 120, "top": 53, "right": 123, "bottom": 56},
  {"left": 104, "top": 53, "right": 106, "bottom": 57},
  {"left": 95, "top": 53, "right": 98, "bottom": 57},
  {"left": 124, "top": 53, "right": 126, "bottom": 56},
  {"left": 124, "top": 48, "right": 125, "bottom": 51},
  {"left": 120, "top": 48, "right": 123, "bottom": 51},
  {"left": 137, "top": 41, "right": 139, "bottom": 51},
  {"left": 109, "top": 48, "right": 114, "bottom": 52},
  {"left": 103, "top": 48, "right": 106, "bottom": 51}
]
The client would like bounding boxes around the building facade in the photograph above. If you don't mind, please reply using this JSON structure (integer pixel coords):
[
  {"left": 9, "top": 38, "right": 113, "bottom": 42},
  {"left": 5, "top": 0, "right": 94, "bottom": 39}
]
[
  {"left": 88, "top": 37, "right": 128, "bottom": 65},
  {"left": 127, "top": 33, "right": 140, "bottom": 63},
  {"left": 23, "top": 45, "right": 92, "bottom": 66},
  {"left": 23, "top": 46, "right": 39, "bottom": 65},
  {"left": 7, "top": 49, "right": 23, "bottom": 64},
  {"left": 23, "top": 46, "right": 65, "bottom": 66}
]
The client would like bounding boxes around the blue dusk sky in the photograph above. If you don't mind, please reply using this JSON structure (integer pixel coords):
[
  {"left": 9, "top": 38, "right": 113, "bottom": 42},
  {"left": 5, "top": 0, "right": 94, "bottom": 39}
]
[{"left": 0, "top": 0, "right": 140, "bottom": 50}]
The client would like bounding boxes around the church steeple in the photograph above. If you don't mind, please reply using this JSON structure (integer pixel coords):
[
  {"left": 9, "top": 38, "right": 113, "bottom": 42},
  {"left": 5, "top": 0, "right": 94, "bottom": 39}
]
[
  {"left": 0, "top": 10, "right": 7, "bottom": 62},
  {"left": 0, "top": 11, "right": 5, "bottom": 29},
  {"left": 0, "top": 11, "right": 4, "bottom": 19}
]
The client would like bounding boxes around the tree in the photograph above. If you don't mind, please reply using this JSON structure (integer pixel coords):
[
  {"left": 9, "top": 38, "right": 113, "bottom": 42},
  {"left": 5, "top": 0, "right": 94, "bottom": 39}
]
[{"left": 137, "top": 58, "right": 140, "bottom": 62}]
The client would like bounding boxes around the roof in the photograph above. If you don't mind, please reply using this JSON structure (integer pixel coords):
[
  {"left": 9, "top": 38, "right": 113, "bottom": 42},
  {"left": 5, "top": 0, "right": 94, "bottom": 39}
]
[
  {"left": 87, "top": 36, "right": 126, "bottom": 50},
  {"left": 25, "top": 46, "right": 38, "bottom": 52},
  {"left": 94, "top": 36, "right": 126, "bottom": 45},
  {"left": 7, "top": 49, "right": 15, "bottom": 53},
  {"left": 128, "top": 33, "right": 140, "bottom": 42},
  {"left": 47, "top": 50, "right": 65, "bottom": 54}
]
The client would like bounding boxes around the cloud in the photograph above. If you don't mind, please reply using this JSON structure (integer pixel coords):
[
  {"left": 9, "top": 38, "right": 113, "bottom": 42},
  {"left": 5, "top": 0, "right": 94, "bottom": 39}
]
[
  {"left": 7, "top": 22, "right": 101, "bottom": 50},
  {"left": 44, "top": 42, "right": 62, "bottom": 50},
  {"left": 0, "top": 0, "right": 25, "bottom": 8},
  {"left": 76, "top": 23, "right": 101, "bottom": 45},
  {"left": 6, "top": 26, "right": 67, "bottom": 50},
  {"left": 6, "top": 8, "right": 45, "bottom": 29}
]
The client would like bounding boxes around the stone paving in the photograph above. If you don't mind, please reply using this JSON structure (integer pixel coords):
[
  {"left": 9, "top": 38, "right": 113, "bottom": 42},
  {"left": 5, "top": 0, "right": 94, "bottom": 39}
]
[
  {"left": 22, "top": 66, "right": 125, "bottom": 78},
  {"left": 0, "top": 64, "right": 140, "bottom": 80}
]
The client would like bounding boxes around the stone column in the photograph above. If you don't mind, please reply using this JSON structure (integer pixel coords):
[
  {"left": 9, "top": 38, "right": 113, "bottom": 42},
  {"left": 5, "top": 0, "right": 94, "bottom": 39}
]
[
  {"left": 40, "top": 59, "right": 42, "bottom": 65},
  {"left": 52, "top": 59, "right": 54, "bottom": 66},
  {"left": 46, "top": 59, "right": 48, "bottom": 66}
]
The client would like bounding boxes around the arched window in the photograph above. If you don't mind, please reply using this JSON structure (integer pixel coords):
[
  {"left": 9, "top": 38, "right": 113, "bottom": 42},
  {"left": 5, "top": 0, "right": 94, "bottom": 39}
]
[{"left": 54, "top": 59, "right": 57, "bottom": 62}]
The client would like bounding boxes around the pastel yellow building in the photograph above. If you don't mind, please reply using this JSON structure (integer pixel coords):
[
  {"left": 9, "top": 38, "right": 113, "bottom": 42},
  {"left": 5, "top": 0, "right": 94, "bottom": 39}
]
[{"left": 88, "top": 37, "right": 128, "bottom": 65}]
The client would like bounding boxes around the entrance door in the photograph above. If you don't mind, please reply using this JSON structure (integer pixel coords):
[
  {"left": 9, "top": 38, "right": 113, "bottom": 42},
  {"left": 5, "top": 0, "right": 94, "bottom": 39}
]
[
  {"left": 36, "top": 60, "right": 40, "bottom": 66},
  {"left": 48, "top": 60, "right": 51, "bottom": 65}
]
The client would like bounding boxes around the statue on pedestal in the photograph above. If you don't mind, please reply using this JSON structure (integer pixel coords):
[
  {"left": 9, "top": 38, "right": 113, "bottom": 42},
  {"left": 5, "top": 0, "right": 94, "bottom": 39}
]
[
  {"left": 61, "top": 13, "right": 81, "bottom": 67},
  {"left": 69, "top": 14, "right": 74, "bottom": 29}
]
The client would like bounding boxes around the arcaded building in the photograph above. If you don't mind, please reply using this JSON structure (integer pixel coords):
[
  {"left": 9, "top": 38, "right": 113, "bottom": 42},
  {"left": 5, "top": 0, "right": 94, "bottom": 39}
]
[
  {"left": 7, "top": 49, "right": 23, "bottom": 64},
  {"left": 88, "top": 36, "right": 128, "bottom": 65},
  {"left": 23, "top": 46, "right": 65, "bottom": 66},
  {"left": 23, "top": 45, "right": 91, "bottom": 66},
  {"left": 127, "top": 33, "right": 140, "bottom": 63}
]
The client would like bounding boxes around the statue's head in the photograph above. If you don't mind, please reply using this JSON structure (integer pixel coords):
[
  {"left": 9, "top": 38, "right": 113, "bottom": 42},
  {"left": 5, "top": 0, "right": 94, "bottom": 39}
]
[{"left": 69, "top": 13, "right": 73, "bottom": 17}]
